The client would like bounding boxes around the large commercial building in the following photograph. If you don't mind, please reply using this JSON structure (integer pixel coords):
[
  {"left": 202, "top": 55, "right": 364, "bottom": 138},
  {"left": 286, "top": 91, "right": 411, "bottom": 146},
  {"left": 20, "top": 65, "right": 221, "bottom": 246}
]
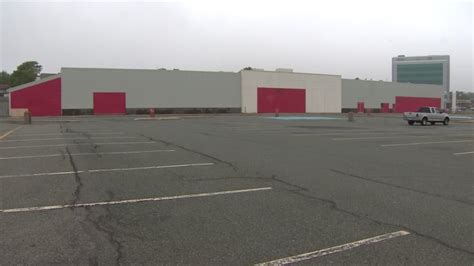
[
  {"left": 392, "top": 55, "right": 450, "bottom": 104},
  {"left": 8, "top": 66, "right": 444, "bottom": 116}
]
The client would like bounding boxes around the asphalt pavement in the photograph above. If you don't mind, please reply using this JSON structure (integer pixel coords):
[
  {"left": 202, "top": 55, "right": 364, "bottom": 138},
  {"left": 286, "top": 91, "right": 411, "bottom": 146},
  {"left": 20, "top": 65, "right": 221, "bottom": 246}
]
[{"left": 0, "top": 114, "right": 473, "bottom": 265}]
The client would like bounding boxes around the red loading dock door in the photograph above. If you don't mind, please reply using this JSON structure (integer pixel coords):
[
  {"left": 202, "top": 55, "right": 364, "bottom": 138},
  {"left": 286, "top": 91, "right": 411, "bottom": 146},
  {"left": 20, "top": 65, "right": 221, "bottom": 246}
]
[
  {"left": 93, "top": 92, "right": 126, "bottom": 115},
  {"left": 257, "top": 87, "right": 306, "bottom": 113},
  {"left": 394, "top": 96, "right": 441, "bottom": 113}
]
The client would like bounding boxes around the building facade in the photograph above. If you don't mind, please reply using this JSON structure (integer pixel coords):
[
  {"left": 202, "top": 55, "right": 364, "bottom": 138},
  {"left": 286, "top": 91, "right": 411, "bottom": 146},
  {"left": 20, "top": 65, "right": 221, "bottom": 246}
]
[
  {"left": 241, "top": 70, "right": 341, "bottom": 113},
  {"left": 8, "top": 66, "right": 445, "bottom": 116},
  {"left": 342, "top": 79, "right": 444, "bottom": 113},
  {"left": 392, "top": 55, "right": 450, "bottom": 105}
]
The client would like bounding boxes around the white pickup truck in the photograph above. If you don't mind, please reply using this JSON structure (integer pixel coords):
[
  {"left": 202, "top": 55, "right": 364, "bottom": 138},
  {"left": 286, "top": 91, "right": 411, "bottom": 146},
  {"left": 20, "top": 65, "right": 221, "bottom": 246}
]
[{"left": 403, "top": 107, "right": 450, "bottom": 126}]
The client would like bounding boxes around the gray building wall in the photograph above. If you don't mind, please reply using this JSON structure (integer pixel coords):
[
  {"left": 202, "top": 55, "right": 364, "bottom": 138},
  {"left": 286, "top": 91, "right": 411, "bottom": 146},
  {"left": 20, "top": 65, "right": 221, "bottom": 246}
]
[
  {"left": 61, "top": 68, "right": 241, "bottom": 109},
  {"left": 342, "top": 79, "right": 444, "bottom": 109}
]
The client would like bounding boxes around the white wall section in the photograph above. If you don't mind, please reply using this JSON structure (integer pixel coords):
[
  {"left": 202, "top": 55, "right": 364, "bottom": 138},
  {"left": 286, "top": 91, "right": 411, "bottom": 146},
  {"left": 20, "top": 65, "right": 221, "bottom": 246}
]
[{"left": 241, "top": 70, "right": 342, "bottom": 113}]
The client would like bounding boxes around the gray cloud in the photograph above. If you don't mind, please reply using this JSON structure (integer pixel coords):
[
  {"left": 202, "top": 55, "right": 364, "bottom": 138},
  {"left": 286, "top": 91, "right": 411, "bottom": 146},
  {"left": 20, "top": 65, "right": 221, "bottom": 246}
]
[{"left": 1, "top": 1, "right": 472, "bottom": 90}]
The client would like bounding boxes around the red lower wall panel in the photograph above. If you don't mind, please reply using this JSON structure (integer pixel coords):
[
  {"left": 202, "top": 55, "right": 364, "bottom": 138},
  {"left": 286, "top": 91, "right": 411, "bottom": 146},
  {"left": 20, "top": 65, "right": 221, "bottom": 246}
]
[
  {"left": 357, "top": 102, "right": 365, "bottom": 113},
  {"left": 257, "top": 87, "right": 305, "bottom": 113},
  {"left": 395, "top": 96, "right": 441, "bottom": 113},
  {"left": 93, "top": 92, "right": 126, "bottom": 115},
  {"left": 10, "top": 78, "right": 61, "bottom": 116}
]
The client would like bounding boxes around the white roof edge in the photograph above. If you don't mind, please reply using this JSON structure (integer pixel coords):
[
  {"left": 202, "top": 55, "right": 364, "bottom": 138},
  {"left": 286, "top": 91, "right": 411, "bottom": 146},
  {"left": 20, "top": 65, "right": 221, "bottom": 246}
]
[
  {"left": 342, "top": 78, "right": 444, "bottom": 88},
  {"left": 240, "top": 69, "right": 341, "bottom": 78},
  {"left": 7, "top": 74, "right": 61, "bottom": 93},
  {"left": 61, "top": 67, "right": 237, "bottom": 74}
]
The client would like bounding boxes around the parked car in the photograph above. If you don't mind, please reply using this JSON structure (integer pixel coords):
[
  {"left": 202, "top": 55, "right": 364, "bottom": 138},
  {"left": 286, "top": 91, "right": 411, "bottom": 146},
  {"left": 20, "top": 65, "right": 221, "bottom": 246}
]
[{"left": 403, "top": 107, "right": 450, "bottom": 126}]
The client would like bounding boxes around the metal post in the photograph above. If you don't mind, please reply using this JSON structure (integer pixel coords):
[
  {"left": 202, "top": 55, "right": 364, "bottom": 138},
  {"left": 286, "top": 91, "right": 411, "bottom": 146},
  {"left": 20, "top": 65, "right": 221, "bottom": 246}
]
[
  {"left": 348, "top": 111, "right": 354, "bottom": 122},
  {"left": 24, "top": 110, "right": 32, "bottom": 124},
  {"left": 149, "top": 108, "right": 155, "bottom": 117}
]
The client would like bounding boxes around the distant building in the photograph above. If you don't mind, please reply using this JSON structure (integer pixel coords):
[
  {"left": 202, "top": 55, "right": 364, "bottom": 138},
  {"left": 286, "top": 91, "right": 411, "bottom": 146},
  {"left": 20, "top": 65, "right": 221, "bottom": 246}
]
[
  {"left": 392, "top": 55, "right": 450, "bottom": 106},
  {"left": 0, "top": 84, "right": 9, "bottom": 97},
  {"left": 38, "top": 73, "right": 58, "bottom": 80}
]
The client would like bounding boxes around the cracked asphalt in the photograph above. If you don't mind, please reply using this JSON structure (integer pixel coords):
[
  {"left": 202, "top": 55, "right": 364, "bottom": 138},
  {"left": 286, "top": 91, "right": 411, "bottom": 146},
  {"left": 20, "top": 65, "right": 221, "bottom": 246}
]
[{"left": 0, "top": 115, "right": 473, "bottom": 265}]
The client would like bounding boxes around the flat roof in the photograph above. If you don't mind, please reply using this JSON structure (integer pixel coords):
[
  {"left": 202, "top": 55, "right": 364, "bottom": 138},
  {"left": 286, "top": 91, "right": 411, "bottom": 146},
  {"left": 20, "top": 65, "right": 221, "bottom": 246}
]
[{"left": 61, "top": 67, "right": 237, "bottom": 74}]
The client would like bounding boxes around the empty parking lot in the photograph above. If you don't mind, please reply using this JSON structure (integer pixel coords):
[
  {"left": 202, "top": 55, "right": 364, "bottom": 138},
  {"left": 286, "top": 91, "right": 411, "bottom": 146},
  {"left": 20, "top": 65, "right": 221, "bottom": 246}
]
[{"left": 0, "top": 114, "right": 473, "bottom": 265}]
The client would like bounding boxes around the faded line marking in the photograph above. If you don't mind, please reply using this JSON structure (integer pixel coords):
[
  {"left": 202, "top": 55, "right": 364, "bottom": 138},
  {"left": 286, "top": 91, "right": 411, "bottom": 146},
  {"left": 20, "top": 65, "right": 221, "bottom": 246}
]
[
  {"left": 0, "top": 187, "right": 273, "bottom": 213},
  {"left": 0, "top": 141, "right": 156, "bottom": 150},
  {"left": 0, "top": 126, "right": 23, "bottom": 140},
  {"left": 87, "top": 163, "right": 214, "bottom": 173},
  {"left": 0, "top": 136, "right": 138, "bottom": 143},
  {"left": 256, "top": 230, "right": 410, "bottom": 265},
  {"left": 453, "top": 151, "right": 474, "bottom": 156},
  {"left": 0, "top": 162, "right": 213, "bottom": 179},
  {"left": 11, "top": 132, "right": 124, "bottom": 137},
  {"left": 381, "top": 139, "right": 474, "bottom": 147},
  {"left": 134, "top": 117, "right": 181, "bottom": 121},
  {"left": 0, "top": 149, "right": 175, "bottom": 160}
]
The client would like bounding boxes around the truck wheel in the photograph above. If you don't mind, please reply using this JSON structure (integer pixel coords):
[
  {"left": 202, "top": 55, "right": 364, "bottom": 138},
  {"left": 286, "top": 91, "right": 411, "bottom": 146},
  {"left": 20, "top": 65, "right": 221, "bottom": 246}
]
[
  {"left": 408, "top": 121, "right": 414, "bottom": 125},
  {"left": 421, "top": 117, "right": 428, "bottom": 126},
  {"left": 443, "top": 117, "right": 449, "bottom": 125}
]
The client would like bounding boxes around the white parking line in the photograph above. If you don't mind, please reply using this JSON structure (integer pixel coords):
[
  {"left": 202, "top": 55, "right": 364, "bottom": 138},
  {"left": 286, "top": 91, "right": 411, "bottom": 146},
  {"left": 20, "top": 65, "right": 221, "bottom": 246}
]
[
  {"left": 333, "top": 136, "right": 407, "bottom": 141},
  {"left": 0, "top": 149, "right": 175, "bottom": 160},
  {"left": 0, "top": 136, "right": 138, "bottom": 143},
  {"left": 381, "top": 140, "right": 474, "bottom": 147},
  {"left": 11, "top": 132, "right": 124, "bottom": 137},
  {"left": 453, "top": 151, "right": 474, "bottom": 156},
  {"left": 0, "top": 141, "right": 156, "bottom": 150},
  {"left": 0, "top": 162, "right": 214, "bottom": 179},
  {"left": 256, "top": 230, "right": 410, "bottom": 265},
  {"left": 0, "top": 126, "right": 23, "bottom": 140},
  {"left": 0, "top": 187, "right": 273, "bottom": 213},
  {"left": 87, "top": 163, "right": 214, "bottom": 173},
  {"left": 134, "top": 117, "right": 181, "bottom": 121}
]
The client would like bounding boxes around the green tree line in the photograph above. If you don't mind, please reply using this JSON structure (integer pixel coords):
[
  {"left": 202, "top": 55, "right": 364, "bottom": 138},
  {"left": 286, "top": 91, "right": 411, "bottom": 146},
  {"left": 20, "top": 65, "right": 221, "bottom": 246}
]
[{"left": 0, "top": 61, "right": 42, "bottom": 87}]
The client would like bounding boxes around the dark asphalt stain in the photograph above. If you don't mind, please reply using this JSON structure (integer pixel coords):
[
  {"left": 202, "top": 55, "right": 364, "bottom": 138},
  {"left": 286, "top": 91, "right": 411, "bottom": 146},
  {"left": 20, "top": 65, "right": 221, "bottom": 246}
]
[
  {"left": 139, "top": 133, "right": 238, "bottom": 172},
  {"left": 330, "top": 169, "right": 473, "bottom": 206}
]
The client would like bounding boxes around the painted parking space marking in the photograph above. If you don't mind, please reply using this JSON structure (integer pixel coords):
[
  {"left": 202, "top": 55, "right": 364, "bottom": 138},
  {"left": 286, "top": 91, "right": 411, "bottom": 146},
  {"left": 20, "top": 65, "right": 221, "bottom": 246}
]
[
  {"left": 0, "top": 141, "right": 156, "bottom": 150},
  {"left": 0, "top": 126, "right": 23, "bottom": 140},
  {"left": 256, "top": 230, "right": 410, "bottom": 265},
  {"left": 0, "top": 162, "right": 214, "bottom": 179},
  {"left": 0, "top": 149, "right": 175, "bottom": 160},
  {"left": 0, "top": 187, "right": 273, "bottom": 213},
  {"left": 453, "top": 151, "right": 474, "bottom": 156},
  {"left": 10, "top": 132, "right": 124, "bottom": 137},
  {"left": 0, "top": 136, "right": 139, "bottom": 143},
  {"left": 381, "top": 139, "right": 474, "bottom": 147}
]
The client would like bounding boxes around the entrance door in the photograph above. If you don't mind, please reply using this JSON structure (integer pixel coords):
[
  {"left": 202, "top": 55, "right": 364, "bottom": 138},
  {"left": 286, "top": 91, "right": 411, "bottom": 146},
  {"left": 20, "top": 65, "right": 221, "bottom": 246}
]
[{"left": 93, "top": 92, "right": 126, "bottom": 115}]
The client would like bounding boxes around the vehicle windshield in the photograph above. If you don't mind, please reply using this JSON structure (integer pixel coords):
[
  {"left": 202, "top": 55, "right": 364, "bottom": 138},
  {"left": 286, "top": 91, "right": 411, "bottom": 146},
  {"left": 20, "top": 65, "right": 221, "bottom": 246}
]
[{"left": 417, "top": 107, "right": 431, "bottom": 113}]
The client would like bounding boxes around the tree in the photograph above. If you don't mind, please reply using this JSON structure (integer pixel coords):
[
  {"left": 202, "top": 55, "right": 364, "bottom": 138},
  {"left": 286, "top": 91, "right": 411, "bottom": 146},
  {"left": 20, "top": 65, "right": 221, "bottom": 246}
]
[
  {"left": 0, "top": 71, "right": 10, "bottom": 86},
  {"left": 9, "top": 61, "right": 42, "bottom": 87}
]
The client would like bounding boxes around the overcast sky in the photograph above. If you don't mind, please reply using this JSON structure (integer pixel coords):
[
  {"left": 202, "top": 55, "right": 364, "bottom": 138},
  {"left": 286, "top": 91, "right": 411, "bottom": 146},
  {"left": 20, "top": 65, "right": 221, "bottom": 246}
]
[{"left": 1, "top": 0, "right": 472, "bottom": 91}]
